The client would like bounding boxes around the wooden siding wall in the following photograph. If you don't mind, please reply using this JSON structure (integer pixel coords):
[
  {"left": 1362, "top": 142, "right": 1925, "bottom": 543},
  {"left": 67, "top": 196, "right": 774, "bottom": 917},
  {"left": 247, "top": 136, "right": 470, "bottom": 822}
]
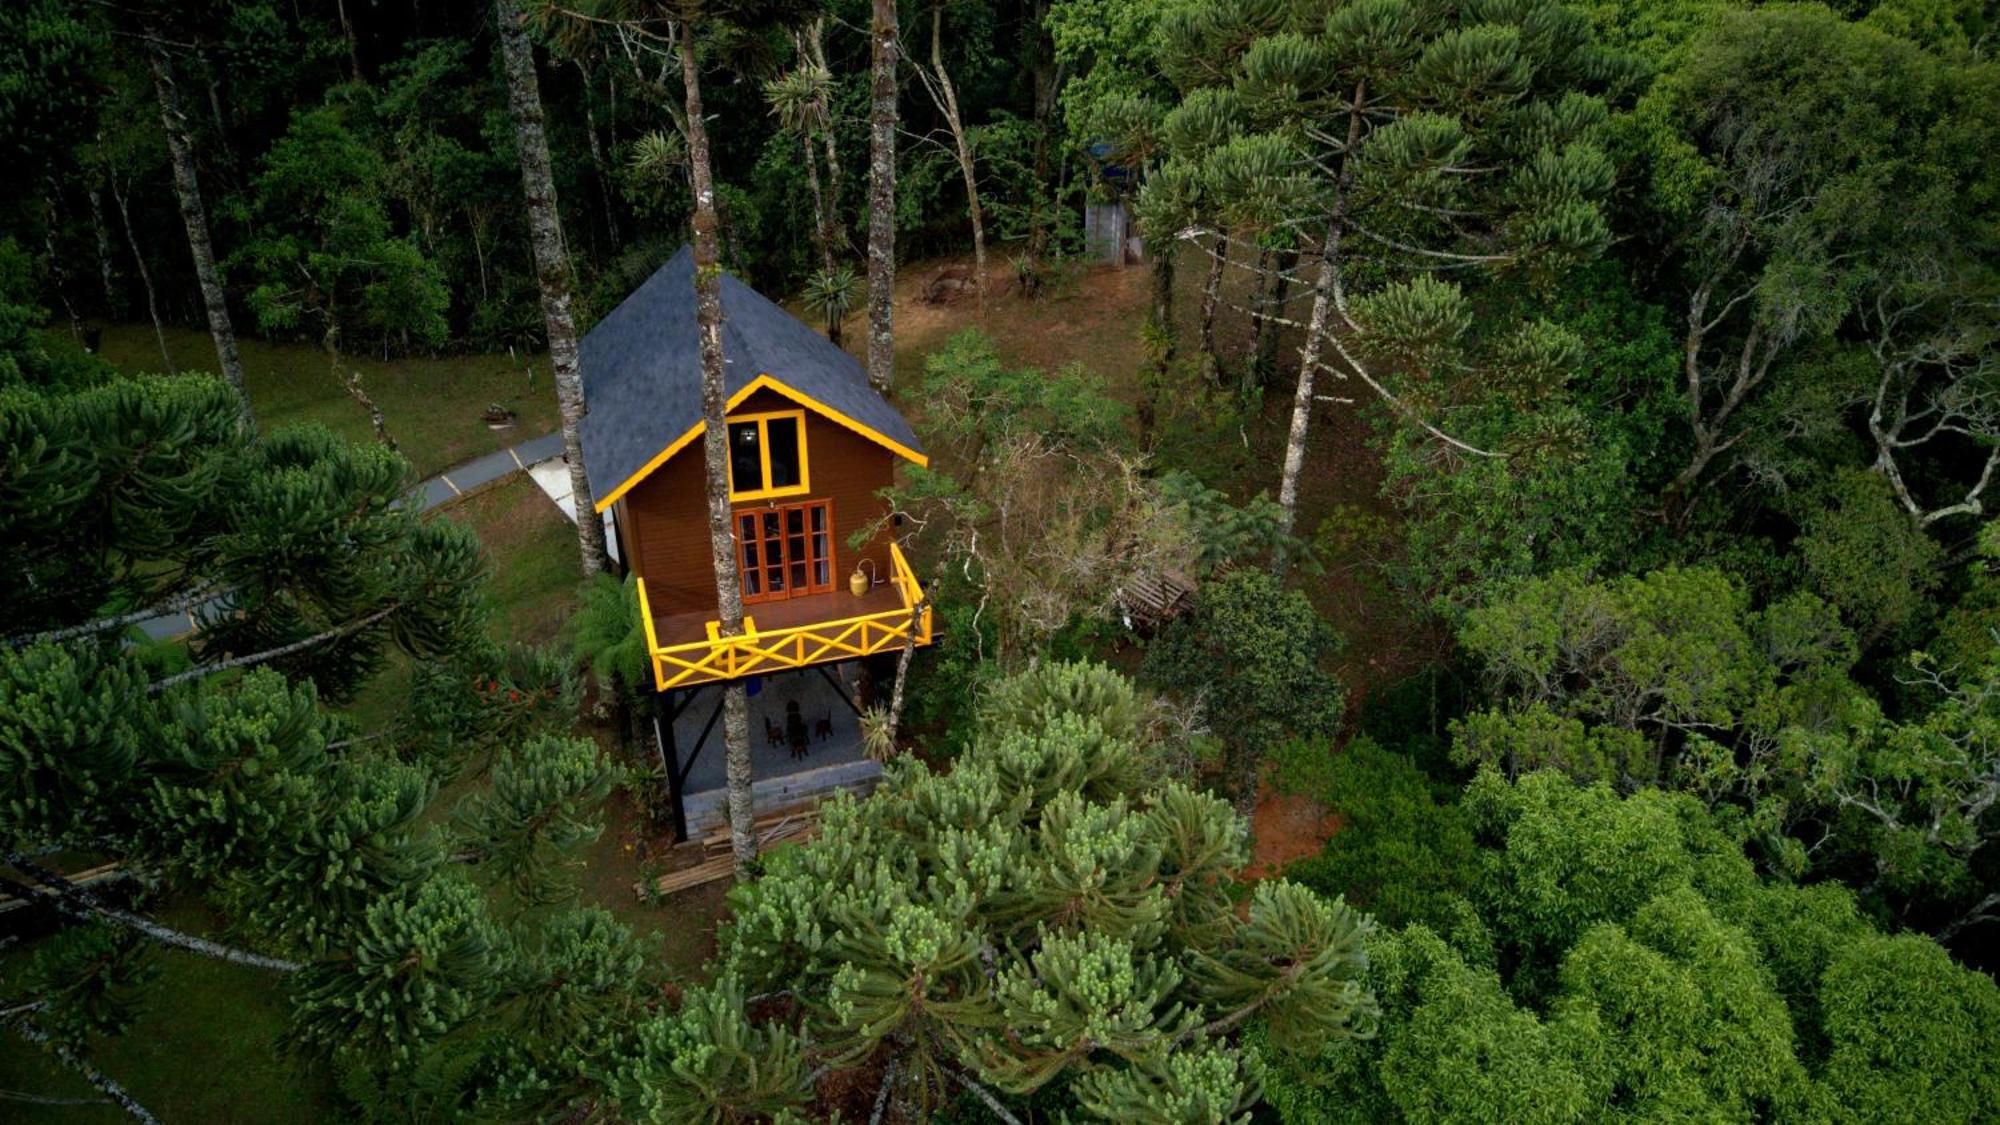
[{"left": 619, "top": 387, "right": 899, "bottom": 617}]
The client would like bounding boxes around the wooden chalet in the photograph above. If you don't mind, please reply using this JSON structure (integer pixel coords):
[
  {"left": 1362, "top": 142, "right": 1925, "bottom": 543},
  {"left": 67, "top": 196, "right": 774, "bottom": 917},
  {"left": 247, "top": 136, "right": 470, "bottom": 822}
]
[{"left": 579, "top": 247, "right": 932, "bottom": 837}]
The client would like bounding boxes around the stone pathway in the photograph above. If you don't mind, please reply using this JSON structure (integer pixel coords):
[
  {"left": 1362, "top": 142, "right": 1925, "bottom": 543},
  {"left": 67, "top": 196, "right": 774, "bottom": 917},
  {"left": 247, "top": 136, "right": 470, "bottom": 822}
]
[{"left": 137, "top": 431, "right": 567, "bottom": 642}]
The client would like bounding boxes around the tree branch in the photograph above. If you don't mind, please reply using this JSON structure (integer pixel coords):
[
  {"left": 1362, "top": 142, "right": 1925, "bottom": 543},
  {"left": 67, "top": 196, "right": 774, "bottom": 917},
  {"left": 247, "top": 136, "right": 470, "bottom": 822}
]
[
  {"left": 1, "top": 856, "right": 302, "bottom": 973},
  {"left": 6, "top": 1014, "right": 160, "bottom": 1124},
  {"left": 7, "top": 582, "right": 221, "bottom": 648},
  {"left": 947, "top": 1066, "right": 1024, "bottom": 1125},
  {"left": 146, "top": 603, "right": 398, "bottom": 693}
]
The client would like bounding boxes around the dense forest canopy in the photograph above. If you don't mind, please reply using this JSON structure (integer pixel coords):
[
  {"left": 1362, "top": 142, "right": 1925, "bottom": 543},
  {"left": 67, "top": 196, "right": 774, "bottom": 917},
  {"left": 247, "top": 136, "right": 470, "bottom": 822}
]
[{"left": 4, "top": 0, "right": 2000, "bottom": 1120}]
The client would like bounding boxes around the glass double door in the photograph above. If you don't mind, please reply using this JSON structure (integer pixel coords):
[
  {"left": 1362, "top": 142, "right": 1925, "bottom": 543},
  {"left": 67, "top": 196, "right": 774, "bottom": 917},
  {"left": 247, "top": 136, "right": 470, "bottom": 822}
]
[{"left": 735, "top": 500, "right": 835, "bottom": 604}]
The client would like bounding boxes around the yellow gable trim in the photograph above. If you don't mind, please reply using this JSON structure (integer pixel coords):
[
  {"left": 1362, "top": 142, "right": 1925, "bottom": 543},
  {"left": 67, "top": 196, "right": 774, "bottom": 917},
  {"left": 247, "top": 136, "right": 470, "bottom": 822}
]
[{"left": 592, "top": 374, "right": 927, "bottom": 513}]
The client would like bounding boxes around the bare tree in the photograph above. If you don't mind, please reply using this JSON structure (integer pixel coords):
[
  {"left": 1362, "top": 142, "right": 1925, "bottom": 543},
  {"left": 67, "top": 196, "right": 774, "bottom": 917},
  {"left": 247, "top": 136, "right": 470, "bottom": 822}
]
[
  {"left": 911, "top": 1, "right": 985, "bottom": 310},
  {"left": 143, "top": 29, "right": 252, "bottom": 426},
  {"left": 1657, "top": 132, "right": 1827, "bottom": 528},
  {"left": 496, "top": 0, "right": 609, "bottom": 577},
  {"left": 866, "top": 0, "right": 899, "bottom": 392},
  {"left": 1861, "top": 278, "right": 2000, "bottom": 527},
  {"left": 107, "top": 171, "right": 172, "bottom": 372}
]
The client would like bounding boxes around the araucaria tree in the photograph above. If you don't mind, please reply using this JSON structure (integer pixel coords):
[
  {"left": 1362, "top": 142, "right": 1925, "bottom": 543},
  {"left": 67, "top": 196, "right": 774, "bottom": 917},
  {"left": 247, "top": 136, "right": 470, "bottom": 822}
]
[
  {"left": 613, "top": 661, "right": 1378, "bottom": 1118},
  {"left": 1145, "top": 0, "right": 1621, "bottom": 545},
  {"left": 0, "top": 351, "right": 638, "bottom": 1116}
]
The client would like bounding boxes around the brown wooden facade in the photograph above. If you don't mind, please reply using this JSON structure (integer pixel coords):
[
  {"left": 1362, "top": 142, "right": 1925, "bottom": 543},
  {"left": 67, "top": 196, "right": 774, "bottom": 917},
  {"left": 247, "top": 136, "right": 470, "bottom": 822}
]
[{"left": 612, "top": 387, "right": 897, "bottom": 619}]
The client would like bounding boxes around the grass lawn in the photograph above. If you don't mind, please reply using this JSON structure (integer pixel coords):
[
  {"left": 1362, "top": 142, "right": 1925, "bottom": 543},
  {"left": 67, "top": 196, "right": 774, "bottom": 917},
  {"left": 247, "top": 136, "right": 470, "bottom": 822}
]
[
  {"left": 0, "top": 901, "right": 333, "bottom": 1123},
  {"left": 436, "top": 474, "right": 587, "bottom": 647},
  {"left": 93, "top": 322, "right": 560, "bottom": 479}
]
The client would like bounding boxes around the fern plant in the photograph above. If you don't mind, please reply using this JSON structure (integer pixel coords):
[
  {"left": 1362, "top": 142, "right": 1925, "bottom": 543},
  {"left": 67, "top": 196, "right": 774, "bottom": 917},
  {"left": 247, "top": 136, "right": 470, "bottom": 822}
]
[{"left": 568, "top": 573, "right": 649, "bottom": 703}]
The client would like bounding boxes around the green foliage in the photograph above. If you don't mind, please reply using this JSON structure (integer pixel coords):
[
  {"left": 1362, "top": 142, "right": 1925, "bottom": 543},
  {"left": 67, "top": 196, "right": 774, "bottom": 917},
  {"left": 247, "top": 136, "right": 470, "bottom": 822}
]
[
  {"left": 0, "top": 374, "right": 626, "bottom": 1116},
  {"left": 0, "top": 372, "right": 242, "bottom": 632},
  {"left": 979, "top": 658, "right": 1145, "bottom": 745},
  {"left": 652, "top": 662, "right": 1376, "bottom": 1119},
  {"left": 799, "top": 265, "right": 860, "bottom": 337},
  {"left": 1817, "top": 932, "right": 2000, "bottom": 1119},
  {"left": 1263, "top": 771, "right": 2000, "bottom": 1121},
  {"left": 920, "top": 328, "right": 1131, "bottom": 454},
  {"left": 1377, "top": 267, "right": 1674, "bottom": 616},
  {"left": 1458, "top": 562, "right": 2000, "bottom": 939},
  {"left": 567, "top": 572, "right": 649, "bottom": 698},
  {"left": 196, "top": 424, "right": 486, "bottom": 701},
  {"left": 234, "top": 97, "right": 449, "bottom": 352},
  {"left": 289, "top": 872, "right": 510, "bottom": 1066},
  {"left": 406, "top": 642, "right": 581, "bottom": 768},
  {"left": 453, "top": 735, "right": 614, "bottom": 907},
  {"left": 895, "top": 331, "right": 1204, "bottom": 662},
  {"left": 1143, "top": 569, "right": 1346, "bottom": 767},
  {"left": 1794, "top": 467, "right": 1943, "bottom": 646},
  {"left": 611, "top": 974, "right": 808, "bottom": 1123},
  {"left": 1275, "top": 737, "right": 1477, "bottom": 931},
  {"left": 0, "top": 640, "right": 144, "bottom": 849},
  {"left": 17, "top": 923, "right": 155, "bottom": 1050},
  {"left": 1458, "top": 566, "right": 1861, "bottom": 787},
  {"left": 1156, "top": 470, "right": 1306, "bottom": 574}
]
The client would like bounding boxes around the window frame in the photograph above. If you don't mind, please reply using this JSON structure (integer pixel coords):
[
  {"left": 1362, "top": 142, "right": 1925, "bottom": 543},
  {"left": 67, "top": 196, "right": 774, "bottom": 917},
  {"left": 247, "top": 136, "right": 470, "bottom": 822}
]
[{"left": 724, "top": 409, "right": 811, "bottom": 501}]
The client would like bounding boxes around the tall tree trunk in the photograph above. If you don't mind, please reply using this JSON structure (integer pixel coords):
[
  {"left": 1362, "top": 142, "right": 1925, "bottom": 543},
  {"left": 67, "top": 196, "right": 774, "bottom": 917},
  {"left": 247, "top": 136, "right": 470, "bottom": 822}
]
[
  {"left": 145, "top": 31, "right": 252, "bottom": 427},
  {"left": 1256, "top": 246, "right": 1298, "bottom": 382},
  {"left": 1245, "top": 246, "right": 1273, "bottom": 377},
  {"left": 881, "top": 589, "right": 928, "bottom": 748},
  {"left": 577, "top": 61, "right": 621, "bottom": 248},
  {"left": 925, "top": 4, "right": 985, "bottom": 310},
  {"left": 1199, "top": 229, "right": 1226, "bottom": 381},
  {"left": 803, "top": 134, "right": 835, "bottom": 276},
  {"left": 1150, "top": 239, "right": 1175, "bottom": 361},
  {"left": 87, "top": 184, "right": 116, "bottom": 312},
  {"left": 1274, "top": 82, "right": 1367, "bottom": 557},
  {"left": 1274, "top": 237, "right": 1335, "bottom": 556},
  {"left": 40, "top": 188, "right": 82, "bottom": 343},
  {"left": 803, "top": 22, "right": 848, "bottom": 256},
  {"left": 866, "top": 0, "right": 900, "bottom": 393},
  {"left": 496, "top": 0, "right": 608, "bottom": 576},
  {"left": 681, "top": 18, "right": 759, "bottom": 882},
  {"left": 110, "top": 174, "right": 173, "bottom": 373},
  {"left": 335, "top": 0, "right": 361, "bottom": 79},
  {"left": 1026, "top": 0, "right": 1057, "bottom": 264}
]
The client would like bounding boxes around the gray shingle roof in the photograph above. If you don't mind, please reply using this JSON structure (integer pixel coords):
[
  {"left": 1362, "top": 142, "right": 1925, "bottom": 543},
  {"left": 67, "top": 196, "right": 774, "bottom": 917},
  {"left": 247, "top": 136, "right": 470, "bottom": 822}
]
[{"left": 577, "top": 246, "right": 924, "bottom": 507}]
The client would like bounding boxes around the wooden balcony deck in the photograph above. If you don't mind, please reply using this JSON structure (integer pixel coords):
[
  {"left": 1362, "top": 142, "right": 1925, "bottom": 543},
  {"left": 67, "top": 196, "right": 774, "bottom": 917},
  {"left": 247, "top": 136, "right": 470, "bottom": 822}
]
[
  {"left": 638, "top": 543, "right": 932, "bottom": 691},
  {"left": 651, "top": 583, "right": 903, "bottom": 649}
]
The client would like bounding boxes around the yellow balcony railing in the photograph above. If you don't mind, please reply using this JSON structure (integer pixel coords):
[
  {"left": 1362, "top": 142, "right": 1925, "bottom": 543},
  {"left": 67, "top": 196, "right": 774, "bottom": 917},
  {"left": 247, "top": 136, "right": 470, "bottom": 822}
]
[{"left": 638, "top": 543, "right": 933, "bottom": 691}]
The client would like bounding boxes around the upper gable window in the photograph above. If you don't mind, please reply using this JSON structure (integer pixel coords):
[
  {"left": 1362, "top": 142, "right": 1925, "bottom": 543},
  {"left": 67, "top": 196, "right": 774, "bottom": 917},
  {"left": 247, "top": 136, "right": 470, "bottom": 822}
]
[{"left": 726, "top": 410, "right": 809, "bottom": 500}]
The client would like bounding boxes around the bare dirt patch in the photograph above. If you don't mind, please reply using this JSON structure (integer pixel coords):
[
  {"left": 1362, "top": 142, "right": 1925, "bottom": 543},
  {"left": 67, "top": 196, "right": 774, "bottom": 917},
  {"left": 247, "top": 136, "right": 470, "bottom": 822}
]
[{"left": 1244, "top": 777, "right": 1344, "bottom": 881}]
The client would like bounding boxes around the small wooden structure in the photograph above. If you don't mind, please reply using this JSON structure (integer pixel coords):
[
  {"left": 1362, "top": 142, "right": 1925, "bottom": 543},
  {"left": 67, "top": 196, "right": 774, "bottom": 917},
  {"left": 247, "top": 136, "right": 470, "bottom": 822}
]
[
  {"left": 581, "top": 246, "right": 934, "bottom": 695},
  {"left": 1117, "top": 569, "right": 1196, "bottom": 634},
  {"left": 578, "top": 246, "right": 932, "bottom": 840}
]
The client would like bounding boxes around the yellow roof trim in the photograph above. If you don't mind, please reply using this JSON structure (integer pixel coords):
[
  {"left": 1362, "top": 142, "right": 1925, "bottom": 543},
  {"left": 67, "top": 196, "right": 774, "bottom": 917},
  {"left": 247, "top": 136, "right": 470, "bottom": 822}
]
[
  {"left": 592, "top": 374, "right": 927, "bottom": 513},
  {"left": 743, "top": 375, "right": 931, "bottom": 470}
]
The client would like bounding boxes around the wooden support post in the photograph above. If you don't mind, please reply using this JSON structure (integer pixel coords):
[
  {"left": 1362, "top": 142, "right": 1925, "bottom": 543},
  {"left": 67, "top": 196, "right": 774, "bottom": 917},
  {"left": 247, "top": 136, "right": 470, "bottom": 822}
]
[{"left": 653, "top": 691, "right": 688, "bottom": 843}]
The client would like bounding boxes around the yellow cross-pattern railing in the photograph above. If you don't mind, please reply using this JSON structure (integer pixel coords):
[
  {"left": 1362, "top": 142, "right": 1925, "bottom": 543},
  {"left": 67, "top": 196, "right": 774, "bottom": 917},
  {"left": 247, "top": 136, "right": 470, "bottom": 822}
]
[{"left": 638, "top": 543, "right": 932, "bottom": 691}]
